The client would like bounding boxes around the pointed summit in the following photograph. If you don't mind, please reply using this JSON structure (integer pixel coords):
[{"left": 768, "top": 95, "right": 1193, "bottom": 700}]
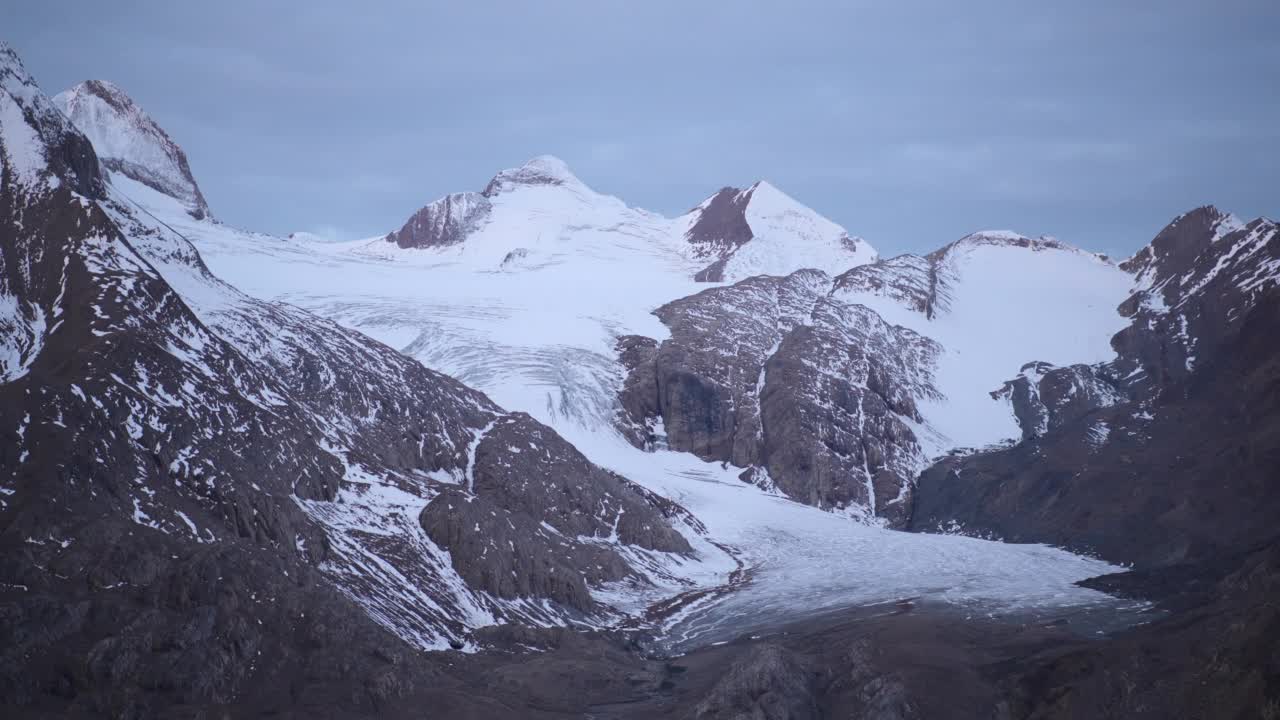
[
  {"left": 1121, "top": 205, "right": 1244, "bottom": 290},
  {"left": 684, "top": 179, "right": 877, "bottom": 282},
  {"left": 482, "top": 154, "right": 586, "bottom": 196},
  {"left": 0, "top": 42, "right": 103, "bottom": 197},
  {"left": 54, "top": 79, "right": 211, "bottom": 219}
]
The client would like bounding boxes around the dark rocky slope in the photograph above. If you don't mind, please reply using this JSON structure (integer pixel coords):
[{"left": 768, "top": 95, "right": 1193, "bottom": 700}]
[
  {"left": 907, "top": 208, "right": 1280, "bottom": 718},
  {"left": 911, "top": 208, "right": 1280, "bottom": 568},
  {"left": 1, "top": 43, "right": 699, "bottom": 717},
  {"left": 1000, "top": 540, "right": 1280, "bottom": 719}
]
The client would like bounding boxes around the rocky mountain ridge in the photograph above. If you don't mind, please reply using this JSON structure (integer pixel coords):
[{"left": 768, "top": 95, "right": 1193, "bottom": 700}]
[
  {"left": 380, "top": 155, "right": 878, "bottom": 284},
  {"left": 53, "top": 79, "right": 211, "bottom": 219}
]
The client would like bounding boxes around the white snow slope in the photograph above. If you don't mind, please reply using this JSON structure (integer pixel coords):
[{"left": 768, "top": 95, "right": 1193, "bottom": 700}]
[
  {"left": 833, "top": 233, "right": 1134, "bottom": 455},
  {"left": 692, "top": 180, "right": 879, "bottom": 282},
  {"left": 82, "top": 146, "right": 1146, "bottom": 645}
]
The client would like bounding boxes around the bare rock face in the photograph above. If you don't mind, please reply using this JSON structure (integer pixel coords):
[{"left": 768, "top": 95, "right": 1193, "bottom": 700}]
[
  {"left": 760, "top": 299, "right": 939, "bottom": 523},
  {"left": 616, "top": 269, "right": 939, "bottom": 522},
  {"left": 992, "top": 361, "right": 1124, "bottom": 441},
  {"left": 385, "top": 191, "right": 491, "bottom": 249},
  {"left": 1, "top": 46, "right": 103, "bottom": 200},
  {"left": 1120, "top": 205, "right": 1242, "bottom": 293},
  {"left": 616, "top": 334, "right": 662, "bottom": 448},
  {"left": 682, "top": 181, "right": 877, "bottom": 283},
  {"left": 832, "top": 253, "right": 946, "bottom": 318},
  {"left": 1113, "top": 208, "right": 1276, "bottom": 400},
  {"left": 622, "top": 270, "right": 829, "bottom": 467},
  {"left": 384, "top": 155, "right": 584, "bottom": 250},
  {"left": 685, "top": 187, "right": 755, "bottom": 282}
]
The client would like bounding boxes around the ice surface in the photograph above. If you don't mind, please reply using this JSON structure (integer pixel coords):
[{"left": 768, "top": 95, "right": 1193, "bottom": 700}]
[{"left": 567, "top": 430, "right": 1136, "bottom": 651}]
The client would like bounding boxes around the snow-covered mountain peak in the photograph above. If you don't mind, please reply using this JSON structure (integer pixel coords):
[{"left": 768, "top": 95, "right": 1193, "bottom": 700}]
[
  {"left": 482, "top": 154, "right": 586, "bottom": 196},
  {"left": 963, "top": 229, "right": 1030, "bottom": 242},
  {"left": 927, "top": 231, "right": 1112, "bottom": 273},
  {"left": 0, "top": 42, "right": 102, "bottom": 197},
  {"left": 684, "top": 178, "right": 878, "bottom": 282},
  {"left": 53, "top": 78, "right": 211, "bottom": 219},
  {"left": 0, "top": 41, "right": 34, "bottom": 94}
]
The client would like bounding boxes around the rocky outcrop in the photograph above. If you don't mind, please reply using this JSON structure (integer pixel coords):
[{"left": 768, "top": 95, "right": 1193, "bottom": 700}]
[
  {"left": 616, "top": 269, "right": 939, "bottom": 522},
  {"left": 760, "top": 299, "right": 939, "bottom": 523},
  {"left": 1120, "top": 205, "right": 1244, "bottom": 294},
  {"left": 422, "top": 413, "right": 692, "bottom": 613},
  {"left": 832, "top": 253, "right": 946, "bottom": 318},
  {"left": 684, "top": 187, "right": 755, "bottom": 282},
  {"left": 615, "top": 271, "right": 827, "bottom": 466},
  {"left": 422, "top": 488, "right": 632, "bottom": 612},
  {"left": 616, "top": 334, "right": 662, "bottom": 448},
  {"left": 654, "top": 270, "right": 831, "bottom": 466},
  {"left": 472, "top": 413, "right": 691, "bottom": 553},
  {"left": 385, "top": 191, "right": 490, "bottom": 249},
  {"left": 992, "top": 361, "right": 1124, "bottom": 441}
]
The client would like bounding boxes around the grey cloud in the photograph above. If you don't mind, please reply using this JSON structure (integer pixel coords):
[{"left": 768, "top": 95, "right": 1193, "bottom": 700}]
[{"left": 5, "top": 0, "right": 1277, "bottom": 253}]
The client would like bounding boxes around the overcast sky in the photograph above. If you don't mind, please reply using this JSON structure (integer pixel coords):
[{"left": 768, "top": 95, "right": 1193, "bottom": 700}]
[{"left": 9, "top": 1, "right": 1278, "bottom": 256}]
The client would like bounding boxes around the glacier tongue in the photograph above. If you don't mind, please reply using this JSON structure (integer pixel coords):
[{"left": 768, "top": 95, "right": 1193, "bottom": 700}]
[{"left": 562, "top": 429, "right": 1135, "bottom": 653}]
